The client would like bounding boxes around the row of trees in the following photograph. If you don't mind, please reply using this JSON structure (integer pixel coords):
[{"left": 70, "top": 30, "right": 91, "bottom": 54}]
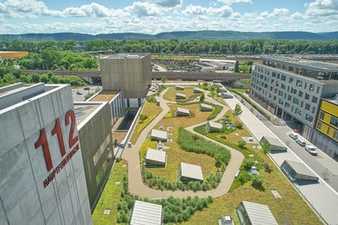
[{"left": 2, "top": 39, "right": 338, "bottom": 54}]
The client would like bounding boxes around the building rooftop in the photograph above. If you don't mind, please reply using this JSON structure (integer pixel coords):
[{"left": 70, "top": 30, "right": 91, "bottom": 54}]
[
  {"left": 201, "top": 103, "right": 213, "bottom": 110},
  {"left": 176, "top": 107, "right": 190, "bottom": 114},
  {"left": 283, "top": 160, "right": 317, "bottom": 179},
  {"left": 74, "top": 103, "right": 100, "bottom": 124},
  {"left": 240, "top": 201, "right": 278, "bottom": 225},
  {"left": 262, "top": 55, "right": 338, "bottom": 72},
  {"left": 90, "top": 90, "right": 117, "bottom": 102},
  {"left": 180, "top": 162, "right": 203, "bottom": 181},
  {"left": 0, "top": 83, "right": 59, "bottom": 111},
  {"left": 130, "top": 200, "right": 162, "bottom": 225},
  {"left": 323, "top": 94, "right": 338, "bottom": 105},
  {"left": 101, "top": 53, "right": 148, "bottom": 60},
  {"left": 151, "top": 129, "right": 168, "bottom": 141},
  {"left": 209, "top": 121, "right": 223, "bottom": 130},
  {"left": 145, "top": 148, "right": 166, "bottom": 164}
]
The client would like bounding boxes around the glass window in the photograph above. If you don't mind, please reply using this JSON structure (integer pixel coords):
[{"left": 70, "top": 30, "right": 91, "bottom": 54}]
[{"left": 331, "top": 116, "right": 338, "bottom": 127}]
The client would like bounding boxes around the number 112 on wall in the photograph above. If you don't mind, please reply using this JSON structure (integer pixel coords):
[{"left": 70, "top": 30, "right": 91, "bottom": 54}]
[{"left": 34, "top": 110, "right": 79, "bottom": 172}]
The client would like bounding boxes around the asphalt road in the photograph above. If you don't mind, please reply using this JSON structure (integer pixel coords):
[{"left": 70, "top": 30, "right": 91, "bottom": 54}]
[{"left": 235, "top": 93, "right": 338, "bottom": 192}]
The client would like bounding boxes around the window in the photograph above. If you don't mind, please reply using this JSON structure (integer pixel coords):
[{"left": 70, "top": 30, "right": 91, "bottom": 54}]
[
  {"left": 305, "top": 93, "right": 310, "bottom": 100},
  {"left": 305, "top": 103, "right": 311, "bottom": 111},
  {"left": 312, "top": 96, "right": 318, "bottom": 103},
  {"left": 331, "top": 116, "right": 338, "bottom": 127},
  {"left": 319, "top": 111, "right": 324, "bottom": 120},
  {"left": 335, "top": 130, "right": 338, "bottom": 141}
]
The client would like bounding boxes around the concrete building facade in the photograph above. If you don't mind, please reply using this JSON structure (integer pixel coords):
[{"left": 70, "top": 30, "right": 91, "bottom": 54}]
[
  {"left": 250, "top": 56, "right": 338, "bottom": 139},
  {"left": 0, "top": 83, "right": 92, "bottom": 225},
  {"left": 74, "top": 101, "right": 114, "bottom": 211},
  {"left": 100, "top": 54, "right": 152, "bottom": 99}
]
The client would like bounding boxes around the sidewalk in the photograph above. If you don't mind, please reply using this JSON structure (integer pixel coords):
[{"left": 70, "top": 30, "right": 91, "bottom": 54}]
[{"left": 223, "top": 92, "right": 338, "bottom": 225}]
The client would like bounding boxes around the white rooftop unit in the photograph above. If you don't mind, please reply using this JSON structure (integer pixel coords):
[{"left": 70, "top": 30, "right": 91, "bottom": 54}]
[
  {"left": 180, "top": 162, "right": 204, "bottom": 181},
  {"left": 200, "top": 103, "right": 214, "bottom": 112},
  {"left": 208, "top": 121, "right": 223, "bottom": 132},
  {"left": 151, "top": 129, "right": 168, "bottom": 142},
  {"left": 237, "top": 201, "right": 278, "bottom": 225},
  {"left": 176, "top": 107, "right": 191, "bottom": 117},
  {"left": 176, "top": 86, "right": 185, "bottom": 90},
  {"left": 176, "top": 93, "right": 187, "bottom": 99},
  {"left": 193, "top": 87, "right": 204, "bottom": 93},
  {"left": 130, "top": 200, "right": 163, "bottom": 225},
  {"left": 145, "top": 148, "right": 166, "bottom": 167}
]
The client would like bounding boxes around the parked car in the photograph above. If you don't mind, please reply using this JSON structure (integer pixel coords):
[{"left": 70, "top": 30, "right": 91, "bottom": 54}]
[
  {"left": 289, "top": 132, "right": 299, "bottom": 140},
  {"left": 296, "top": 137, "right": 306, "bottom": 147},
  {"left": 305, "top": 145, "right": 318, "bottom": 156}
]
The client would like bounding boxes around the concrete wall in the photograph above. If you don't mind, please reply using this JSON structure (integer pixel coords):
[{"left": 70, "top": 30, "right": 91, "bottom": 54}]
[
  {"left": 0, "top": 84, "right": 92, "bottom": 225},
  {"left": 100, "top": 54, "right": 152, "bottom": 98},
  {"left": 77, "top": 101, "right": 114, "bottom": 211}
]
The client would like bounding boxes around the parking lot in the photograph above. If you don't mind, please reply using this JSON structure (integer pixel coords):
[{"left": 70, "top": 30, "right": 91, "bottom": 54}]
[{"left": 72, "top": 86, "right": 101, "bottom": 102}]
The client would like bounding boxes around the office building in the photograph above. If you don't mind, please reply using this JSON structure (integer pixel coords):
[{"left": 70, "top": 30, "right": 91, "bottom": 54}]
[
  {"left": 0, "top": 83, "right": 92, "bottom": 225},
  {"left": 100, "top": 54, "right": 152, "bottom": 102},
  {"left": 251, "top": 56, "right": 338, "bottom": 139},
  {"left": 312, "top": 97, "right": 338, "bottom": 159}
]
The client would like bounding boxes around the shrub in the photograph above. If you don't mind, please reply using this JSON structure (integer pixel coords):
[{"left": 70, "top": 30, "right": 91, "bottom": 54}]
[
  {"left": 234, "top": 104, "right": 242, "bottom": 115},
  {"left": 234, "top": 121, "right": 243, "bottom": 129},
  {"left": 243, "top": 159, "right": 255, "bottom": 171},
  {"left": 238, "top": 140, "right": 246, "bottom": 149},
  {"left": 139, "top": 114, "right": 148, "bottom": 122},
  {"left": 238, "top": 172, "right": 251, "bottom": 185},
  {"left": 252, "top": 177, "right": 264, "bottom": 191},
  {"left": 207, "top": 105, "right": 222, "bottom": 120},
  {"left": 264, "top": 162, "right": 272, "bottom": 173}
]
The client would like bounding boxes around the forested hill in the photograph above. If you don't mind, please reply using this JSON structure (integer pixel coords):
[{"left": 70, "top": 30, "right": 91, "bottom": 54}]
[{"left": 1, "top": 31, "right": 338, "bottom": 41}]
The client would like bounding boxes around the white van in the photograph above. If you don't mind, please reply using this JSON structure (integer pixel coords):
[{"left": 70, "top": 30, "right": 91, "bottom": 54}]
[{"left": 296, "top": 137, "right": 306, "bottom": 147}]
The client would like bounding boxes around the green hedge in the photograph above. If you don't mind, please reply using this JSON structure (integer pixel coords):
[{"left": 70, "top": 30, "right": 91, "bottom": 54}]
[
  {"left": 178, "top": 128, "right": 230, "bottom": 170},
  {"left": 207, "top": 105, "right": 223, "bottom": 120}
]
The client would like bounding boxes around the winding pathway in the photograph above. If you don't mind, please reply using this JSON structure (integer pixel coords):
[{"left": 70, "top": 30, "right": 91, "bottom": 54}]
[{"left": 122, "top": 87, "right": 244, "bottom": 199}]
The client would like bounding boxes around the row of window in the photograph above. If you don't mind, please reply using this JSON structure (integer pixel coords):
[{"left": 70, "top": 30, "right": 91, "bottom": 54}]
[
  {"left": 317, "top": 121, "right": 338, "bottom": 141},
  {"left": 319, "top": 111, "right": 338, "bottom": 128}
]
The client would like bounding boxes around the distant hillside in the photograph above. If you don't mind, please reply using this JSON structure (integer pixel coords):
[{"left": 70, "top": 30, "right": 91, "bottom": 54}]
[{"left": 1, "top": 31, "right": 338, "bottom": 41}]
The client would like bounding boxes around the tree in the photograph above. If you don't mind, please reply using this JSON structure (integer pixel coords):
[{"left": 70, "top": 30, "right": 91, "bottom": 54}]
[
  {"left": 234, "top": 61, "right": 240, "bottom": 72},
  {"left": 234, "top": 104, "right": 242, "bottom": 115},
  {"left": 252, "top": 177, "right": 264, "bottom": 190}
]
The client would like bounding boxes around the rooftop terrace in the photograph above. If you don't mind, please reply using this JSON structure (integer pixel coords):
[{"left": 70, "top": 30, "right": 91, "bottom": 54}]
[{"left": 90, "top": 90, "right": 117, "bottom": 102}]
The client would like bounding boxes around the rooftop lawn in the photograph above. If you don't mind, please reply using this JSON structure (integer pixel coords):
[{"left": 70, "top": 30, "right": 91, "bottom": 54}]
[
  {"left": 140, "top": 102, "right": 216, "bottom": 183},
  {"left": 130, "top": 98, "right": 161, "bottom": 144},
  {"left": 189, "top": 111, "right": 323, "bottom": 225},
  {"left": 92, "top": 161, "right": 127, "bottom": 225},
  {"left": 163, "top": 86, "right": 200, "bottom": 102}
]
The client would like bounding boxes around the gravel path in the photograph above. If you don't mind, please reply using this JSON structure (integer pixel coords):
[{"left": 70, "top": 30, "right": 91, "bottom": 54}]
[{"left": 122, "top": 88, "right": 244, "bottom": 199}]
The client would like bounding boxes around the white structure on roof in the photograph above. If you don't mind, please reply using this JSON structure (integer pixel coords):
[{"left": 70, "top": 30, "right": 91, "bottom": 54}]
[
  {"left": 200, "top": 103, "right": 214, "bottom": 112},
  {"left": 237, "top": 201, "right": 278, "bottom": 225},
  {"left": 176, "top": 86, "right": 185, "bottom": 90},
  {"left": 180, "top": 162, "right": 204, "bottom": 181},
  {"left": 219, "top": 92, "right": 233, "bottom": 99},
  {"left": 145, "top": 148, "right": 166, "bottom": 167},
  {"left": 176, "top": 93, "right": 186, "bottom": 100},
  {"left": 151, "top": 129, "right": 168, "bottom": 142},
  {"left": 176, "top": 107, "right": 191, "bottom": 117},
  {"left": 130, "top": 200, "right": 163, "bottom": 225},
  {"left": 260, "top": 136, "right": 287, "bottom": 153},
  {"left": 281, "top": 160, "right": 319, "bottom": 183},
  {"left": 218, "top": 216, "right": 234, "bottom": 225},
  {"left": 208, "top": 121, "right": 223, "bottom": 132},
  {"left": 193, "top": 87, "right": 204, "bottom": 93}
]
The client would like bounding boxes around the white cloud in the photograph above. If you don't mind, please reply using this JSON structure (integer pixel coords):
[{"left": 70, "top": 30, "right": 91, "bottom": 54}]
[
  {"left": 183, "top": 5, "right": 233, "bottom": 17},
  {"left": 62, "top": 3, "right": 112, "bottom": 17},
  {"left": 0, "top": 0, "right": 338, "bottom": 34},
  {"left": 218, "top": 0, "right": 252, "bottom": 5},
  {"left": 306, "top": 0, "right": 338, "bottom": 16},
  {"left": 139, "top": 0, "right": 182, "bottom": 7}
]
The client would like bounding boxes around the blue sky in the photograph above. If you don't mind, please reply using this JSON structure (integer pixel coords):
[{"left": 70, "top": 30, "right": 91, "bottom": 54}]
[{"left": 0, "top": 0, "right": 337, "bottom": 34}]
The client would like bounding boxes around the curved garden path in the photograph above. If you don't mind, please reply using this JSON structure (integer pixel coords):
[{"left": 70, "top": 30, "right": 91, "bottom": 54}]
[{"left": 122, "top": 87, "right": 244, "bottom": 199}]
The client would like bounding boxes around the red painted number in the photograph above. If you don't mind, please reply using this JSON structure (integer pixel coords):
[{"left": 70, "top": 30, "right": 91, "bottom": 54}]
[
  {"left": 65, "top": 110, "right": 79, "bottom": 148},
  {"left": 34, "top": 128, "right": 54, "bottom": 171},
  {"left": 34, "top": 110, "right": 78, "bottom": 172},
  {"left": 51, "top": 118, "right": 66, "bottom": 157}
]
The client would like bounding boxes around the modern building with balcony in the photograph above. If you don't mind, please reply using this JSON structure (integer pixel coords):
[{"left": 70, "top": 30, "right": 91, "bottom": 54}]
[{"left": 250, "top": 56, "right": 338, "bottom": 141}]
